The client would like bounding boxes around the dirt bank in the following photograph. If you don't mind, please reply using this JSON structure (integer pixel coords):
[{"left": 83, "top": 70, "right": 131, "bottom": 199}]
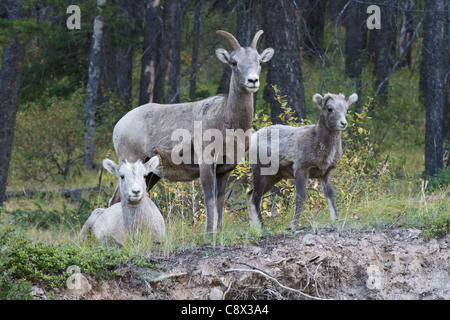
[{"left": 32, "top": 227, "right": 450, "bottom": 300}]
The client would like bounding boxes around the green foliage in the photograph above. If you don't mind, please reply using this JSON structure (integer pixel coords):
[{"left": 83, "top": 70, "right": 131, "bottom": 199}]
[
  {"left": 399, "top": 201, "right": 450, "bottom": 240},
  {"left": 11, "top": 89, "right": 85, "bottom": 184},
  {"left": 3, "top": 198, "right": 88, "bottom": 231},
  {"left": 0, "top": 226, "right": 34, "bottom": 299},
  {"left": 425, "top": 167, "right": 450, "bottom": 192},
  {"left": 0, "top": 224, "right": 164, "bottom": 291},
  {"left": 0, "top": 18, "right": 49, "bottom": 46}
]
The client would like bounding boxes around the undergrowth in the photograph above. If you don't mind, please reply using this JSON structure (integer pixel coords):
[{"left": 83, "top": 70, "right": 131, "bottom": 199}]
[{"left": 0, "top": 224, "right": 166, "bottom": 299}]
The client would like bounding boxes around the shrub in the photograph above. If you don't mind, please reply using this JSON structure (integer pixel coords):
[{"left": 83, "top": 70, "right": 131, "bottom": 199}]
[
  {"left": 0, "top": 225, "right": 164, "bottom": 290},
  {"left": 11, "top": 89, "right": 85, "bottom": 184}
]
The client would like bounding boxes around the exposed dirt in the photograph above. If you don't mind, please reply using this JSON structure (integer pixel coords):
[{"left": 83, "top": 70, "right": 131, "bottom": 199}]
[{"left": 31, "top": 228, "right": 450, "bottom": 300}]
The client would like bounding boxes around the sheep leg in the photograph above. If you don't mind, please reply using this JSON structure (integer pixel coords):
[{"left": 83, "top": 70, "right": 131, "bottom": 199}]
[
  {"left": 247, "top": 165, "right": 266, "bottom": 231},
  {"left": 321, "top": 172, "right": 337, "bottom": 220},
  {"left": 247, "top": 166, "right": 281, "bottom": 232},
  {"left": 200, "top": 164, "right": 217, "bottom": 234},
  {"left": 292, "top": 171, "right": 307, "bottom": 229},
  {"left": 215, "top": 171, "right": 230, "bottom": 231}
]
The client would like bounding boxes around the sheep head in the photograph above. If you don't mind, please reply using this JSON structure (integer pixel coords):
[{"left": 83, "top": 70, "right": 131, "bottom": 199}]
[
  {"left": 103, "top": 156, "right": 160, "bottom": 204},
  {"left": 216, "top": 30, "right": 274, "bottom": 93},
  {"left": 313, "top": 93, "right": 358, "bottom": 131}
]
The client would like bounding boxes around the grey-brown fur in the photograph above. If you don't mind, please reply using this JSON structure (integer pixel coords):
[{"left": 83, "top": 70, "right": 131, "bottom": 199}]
[
  {"left": 81, "top": 156, "right": 165, "bottom": 245},
  {"left": 247, "top": 92, "right": 358, "bottom": 230},
  {"left": 109, "top": 30, "right": 274, "bottom": 234}
]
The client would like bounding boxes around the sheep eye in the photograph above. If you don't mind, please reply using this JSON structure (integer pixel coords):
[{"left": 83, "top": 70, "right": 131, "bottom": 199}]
[
  {"left": 327, "top": 107, "right": 333, "bottom": 113},
  {"left": 231, "top": 61, "right": 237, "bottom": 67},
  {"left": 120, "top": 175, "right": 125, "bottom": 180}
]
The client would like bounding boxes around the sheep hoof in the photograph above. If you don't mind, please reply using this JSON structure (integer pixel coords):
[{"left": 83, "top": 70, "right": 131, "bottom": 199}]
[{"left": 285, "top": 225, "right": 309, "bottom": 234}]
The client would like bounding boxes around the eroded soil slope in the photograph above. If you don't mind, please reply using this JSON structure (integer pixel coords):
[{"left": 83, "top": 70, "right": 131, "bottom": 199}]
[{"left": 33, "top": 228, "right": 450, "bottom": 300}]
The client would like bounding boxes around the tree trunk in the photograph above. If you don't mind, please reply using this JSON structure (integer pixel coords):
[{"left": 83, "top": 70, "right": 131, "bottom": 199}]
[
  {"left": 116, "top": 0, "right": 136, "bottom": 107},
  {"left": 262, "top": 0, "right": 306, "bottom": 124},
  {"left": 344, "top": 1, "right": 366, "bottom": 79},
  {"left": 444, "top": 2, "right": 450, "bottom": 144},
  {"left": 371, "top": 0, "right": 397, "bottom": 105},
  {"left": 422, "top": 0, "right": 445, "bottom": 176},
  {"left": 97, "top": 22, "right": 118, "bottom": 106},
  {"left": 398, "top": 0, "right": 416, "bottom": 69},
  {"left": 189, "top": 0, "right": 203, "bottom": 102},
  {"left": 139, "top": 0, "right": 161, "bottom": 105},
  {"left": 152, "top": 0, "right": 173, "bottom": 104},
  {"left": 0, "top": 0, "right": 27, "bottom": 205},
  {"left": 168, "top": 0, "right": 186, "bottom": 104},
  {"left": 83, "top": 0, "right": 106, "bottom": 170},
  {"left": 344, "top": 0, "right": 366, "bottom": 113},
  {"left": 301, "top": 0, "right": 327, "bottom": 57}
]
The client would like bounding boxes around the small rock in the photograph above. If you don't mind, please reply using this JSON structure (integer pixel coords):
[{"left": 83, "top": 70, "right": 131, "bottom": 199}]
[
  {"left": 31, "top": 286, "right": 44, "bottom": 297},
  {"left": 209, "top": 287, "right": 223, "bottom": 300},
  {"left": 66, "top": 273, "right": 92, "bottom": 296},
  {"left": 305, "top": 240, "right": 315, "bottom": 247}
]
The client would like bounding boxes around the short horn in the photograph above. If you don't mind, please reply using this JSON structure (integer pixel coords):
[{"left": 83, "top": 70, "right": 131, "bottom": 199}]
[
  {"left": 250, "top": 30, "right": 264, "bottom": 49},
  {"left": 217, "top": 30, "right": 241, "bottom": 50}
]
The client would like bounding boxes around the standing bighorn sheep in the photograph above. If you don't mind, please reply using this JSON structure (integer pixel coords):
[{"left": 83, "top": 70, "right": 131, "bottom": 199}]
[
  {"left": 110, "top": 30, "right": 274, "bottom": 233},
  {"left": 81, "top": 156, "right": 165, "bottom": 245},
  {"left": 247, "top": 93, "right": 358, "bottom": 231}
]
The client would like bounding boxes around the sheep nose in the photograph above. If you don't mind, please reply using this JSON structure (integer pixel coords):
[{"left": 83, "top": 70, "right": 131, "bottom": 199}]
[
  {"left": 340, "top": 120, "right": 347, "bottom": 127},
  {"left": 132, "top": 189, "right": 141, "bottom": 195},
  {"left": 248, "top": 77, "right": 259, "bottom": 84}
]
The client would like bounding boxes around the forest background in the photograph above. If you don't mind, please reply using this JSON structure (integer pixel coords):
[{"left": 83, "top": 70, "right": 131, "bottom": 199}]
[{"left": 0, "top": 0, "right": 449, "bottom": 299}]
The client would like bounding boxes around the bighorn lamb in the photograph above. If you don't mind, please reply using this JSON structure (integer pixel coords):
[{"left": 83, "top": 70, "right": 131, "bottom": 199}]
[
  {"left": 247, "top": 92, "right": 358, "bottom": 231},
  {"left": 110, "top": 30, "right": 274, "bottom": 233},
  {"left": 81, "top": 156, "right": 165, "bottom": 245}
]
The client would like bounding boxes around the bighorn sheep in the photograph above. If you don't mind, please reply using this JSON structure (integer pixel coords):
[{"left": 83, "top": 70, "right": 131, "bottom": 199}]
[
  {"left": 81, "top": 156, "right": 165, "bottom": 245},
  {"left": 110, "top": 30, "right": 274, "bottom": 233},
  {"left": 246, "top": 92, "right": 358, "bottom": 231}
]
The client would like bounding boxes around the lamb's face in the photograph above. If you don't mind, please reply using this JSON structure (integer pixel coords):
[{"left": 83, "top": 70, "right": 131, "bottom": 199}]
[
  {"left": 117, "top": 161, "right": 148, "bottom": 204},
  {"left": 102, "top": 156, "right": 160, "bottom": 204},
  {"left": 313, "top": 93, "right": 358, "bottom": 131},
  {"left": 216, "top": 47, "right": 274, "bottom": 93}
]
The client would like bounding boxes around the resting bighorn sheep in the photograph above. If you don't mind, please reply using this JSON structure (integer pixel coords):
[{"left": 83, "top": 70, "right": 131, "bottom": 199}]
[
  {"left": 110, "top": 30, "right": 274, "bottom": 233},
  {"left": 81, "top": 156, "right": 165, "bottom": 245},
  {"left": 246, "top": 93, "right": 358, "bottom": 231}
]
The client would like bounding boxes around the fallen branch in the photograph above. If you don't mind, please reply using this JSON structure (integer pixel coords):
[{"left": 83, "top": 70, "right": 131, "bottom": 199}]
[
  {"left": 224, "top": 267, "right": 331, "bottom": 300},
  {"left": 5, "top": 187, "right": 101, "bottom": 200}
]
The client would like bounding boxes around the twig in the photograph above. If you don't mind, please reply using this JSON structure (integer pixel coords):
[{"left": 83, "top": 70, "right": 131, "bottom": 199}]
[
  {"left": 224, "top": 267, "right": 331, "bottom": 300},
  {"left": 222, "top": 280, "right": 234, "bottom": 300}
]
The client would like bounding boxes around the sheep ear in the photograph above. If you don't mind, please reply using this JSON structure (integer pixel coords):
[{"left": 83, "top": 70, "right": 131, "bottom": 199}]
[
  {"left": 103, "top": 159, "right": 118, "bottom": 176},
  {"left": 143, "top": 156, "right": 160, "bottom": 175},
  {"left": 216, "top": 48, "right": 231, "bottom": 65},
  {"left": 260, "top": 48, "right": 274, "bottom": 63},
  {"left": 346, "top": 93, "right": 358, "bottom": 106},
  {"left": 312, "top": 94, "right": 324, "bottom": 108}
]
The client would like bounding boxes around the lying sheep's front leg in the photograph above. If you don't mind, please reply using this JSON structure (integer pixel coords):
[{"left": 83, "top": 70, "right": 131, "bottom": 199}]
[
  {"left": 291, "top": 170, "right": 307, "bottom": 229},
  {"left": 321, "top": 170, "right": 337, "bottom": 220}
]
